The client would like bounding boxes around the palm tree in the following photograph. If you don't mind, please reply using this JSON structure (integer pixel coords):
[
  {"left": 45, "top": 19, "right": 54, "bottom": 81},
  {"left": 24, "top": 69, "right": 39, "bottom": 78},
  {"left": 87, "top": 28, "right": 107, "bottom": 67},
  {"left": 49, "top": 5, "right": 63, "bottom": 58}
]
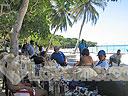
[
  {"left": 72, "top": 0, "right": 107, "bottom": 53},
  {"left": 45, "top": 0, "right": 73, "bottom": 54}
]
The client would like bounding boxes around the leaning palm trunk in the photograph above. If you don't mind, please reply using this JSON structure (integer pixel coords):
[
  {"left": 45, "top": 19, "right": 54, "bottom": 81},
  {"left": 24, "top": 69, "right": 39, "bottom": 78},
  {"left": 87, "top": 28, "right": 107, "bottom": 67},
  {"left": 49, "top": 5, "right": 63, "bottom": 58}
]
[
  {"left": 45, "top": 27, "right": 58, "bottom": 54},
  {"left": 74, "top": 7, "right": 87, "bottom": 54},
  {"left": 10, "top": 0, "right": 29, "bottom": 56}
]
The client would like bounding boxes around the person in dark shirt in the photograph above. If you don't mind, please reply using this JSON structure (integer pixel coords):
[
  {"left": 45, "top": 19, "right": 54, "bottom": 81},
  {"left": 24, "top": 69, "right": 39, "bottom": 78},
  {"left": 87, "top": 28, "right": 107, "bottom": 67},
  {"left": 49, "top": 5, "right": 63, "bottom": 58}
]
[
  {"left": 27, "top": 40, "right": 35, "bottom": 57},
  {"left": 21, "top": 41, "right": 29, "bottom": 55},
  {"left": 51, "top": 46, "right": 67, "bottom": 66}
]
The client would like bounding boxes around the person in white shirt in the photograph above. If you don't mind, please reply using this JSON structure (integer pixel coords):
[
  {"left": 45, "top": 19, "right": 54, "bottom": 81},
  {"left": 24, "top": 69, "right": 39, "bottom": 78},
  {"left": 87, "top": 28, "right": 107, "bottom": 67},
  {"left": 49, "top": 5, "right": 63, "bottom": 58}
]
[
  {"left": 109, "top": 49, "right": 122, "bottom": 66},
  {"left": 94, "top": 50, "right": 109, "bottom": 70}
]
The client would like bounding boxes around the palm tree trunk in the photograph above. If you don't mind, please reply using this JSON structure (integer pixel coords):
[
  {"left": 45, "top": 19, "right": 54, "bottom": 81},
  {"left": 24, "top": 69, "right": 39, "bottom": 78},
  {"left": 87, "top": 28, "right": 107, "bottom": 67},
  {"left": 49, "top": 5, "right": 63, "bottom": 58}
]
[
  {"left": 74, "top": 7, "right": 87, "bottom": 54},
  {"left": 10, "top": 0, "right": 29, "bottom": 56},
  {"left": 45, "top": 27, "right": 58, "bottom": 54}
]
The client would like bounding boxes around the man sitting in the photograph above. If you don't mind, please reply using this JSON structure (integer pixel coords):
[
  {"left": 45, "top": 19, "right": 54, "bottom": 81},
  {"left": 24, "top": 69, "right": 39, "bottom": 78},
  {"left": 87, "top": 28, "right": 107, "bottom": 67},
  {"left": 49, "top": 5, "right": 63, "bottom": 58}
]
[
  {"left": 109, "top": 49, "right": 122, "bottom": 66},
  {"left": 51, "top": 46, "right": 67, "bottom": 66},
  {"left": 94, "top": 50, "right": 109, "bottom": 74}
]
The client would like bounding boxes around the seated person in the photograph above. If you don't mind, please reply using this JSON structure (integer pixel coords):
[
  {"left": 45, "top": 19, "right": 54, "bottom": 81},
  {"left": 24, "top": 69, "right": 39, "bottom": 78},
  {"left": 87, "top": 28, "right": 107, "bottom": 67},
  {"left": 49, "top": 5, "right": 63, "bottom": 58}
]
[
  {"left": 94, "top": 50, "right": 109, "bottom": 71},
  {"left": 75, "top": 48, "right": 93, "bottom": 66},
  {"left": 51, "top": 46, "right": 67, "bottom": 66},
  {"left": 109, "top": 49, "right": 122, "bottom": 66}
]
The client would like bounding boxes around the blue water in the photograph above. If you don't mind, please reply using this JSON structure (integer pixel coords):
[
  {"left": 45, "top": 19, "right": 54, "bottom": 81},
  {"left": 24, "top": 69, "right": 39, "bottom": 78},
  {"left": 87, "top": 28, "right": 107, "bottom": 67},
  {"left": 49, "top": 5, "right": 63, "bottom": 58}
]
[{"left": 89, "top": 45, "right": 128, "bottom": 53}]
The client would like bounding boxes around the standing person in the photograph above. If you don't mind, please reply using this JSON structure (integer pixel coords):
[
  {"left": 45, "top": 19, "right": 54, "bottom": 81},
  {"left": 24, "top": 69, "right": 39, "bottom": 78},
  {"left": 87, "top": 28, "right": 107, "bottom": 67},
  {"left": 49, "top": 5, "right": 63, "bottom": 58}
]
[
  {"left": 78, "top": 39, "right": 88, "bottom": 56},
  {"left": 51, "top": 46, "right": 67, "bottom": 66},
  {"left": 94, "top": 50, "right": 109, "bottom": 70},
  {"left": 109, "top": 49, "right": 122, "bottom": 66},
  {"left": 27, "top": 40, "right": 35, "bottom": 57}
]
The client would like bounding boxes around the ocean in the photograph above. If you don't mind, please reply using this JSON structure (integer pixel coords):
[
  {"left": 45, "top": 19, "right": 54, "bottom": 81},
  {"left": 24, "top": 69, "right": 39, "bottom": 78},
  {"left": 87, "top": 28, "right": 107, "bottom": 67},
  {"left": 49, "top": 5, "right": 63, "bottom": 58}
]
[{"left": 89, "top": 45, "right": 128, "bottom": 54}]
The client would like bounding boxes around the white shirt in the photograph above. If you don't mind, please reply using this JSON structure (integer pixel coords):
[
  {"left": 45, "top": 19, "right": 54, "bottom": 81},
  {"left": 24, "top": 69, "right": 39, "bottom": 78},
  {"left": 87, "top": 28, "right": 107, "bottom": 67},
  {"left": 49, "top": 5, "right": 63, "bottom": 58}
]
[{"left": 95, "top": 60, "right": 109, "bottom": 70}]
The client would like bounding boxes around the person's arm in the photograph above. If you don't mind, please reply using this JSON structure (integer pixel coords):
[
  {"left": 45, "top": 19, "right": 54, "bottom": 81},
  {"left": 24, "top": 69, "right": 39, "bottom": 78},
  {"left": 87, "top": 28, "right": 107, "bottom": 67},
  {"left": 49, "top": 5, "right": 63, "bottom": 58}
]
[
  {"left": 74, "top": 56, "right": 82, "bottom": 66},
  {"left": 61, "top": 52, "right": 67, "bottom": 64},
  {"left": 111, "top": 54, "right": 116, "bottom": 58},
  {"left": 59, "top": 52, "right": 65, "bottom": 59},
  {"left": 90, "top": 56, "right": 94, "bottom": 67},
  {"left": 85, "top": 43, "right": 88, "bottom": 48},
  {"left": 64, "top": 54, "right": 67, "bottom": 63},
  {"left": 103, "top": 61, "right": 109, "bottom": 70},
  {"left": 74, "top": 61, "right": 80, "bottom": 66},
  {"left": 119, "top": 54, "right": 122, "bottom": 59},
  {"left": 50, "top": 53, "right": 54, "bottom": 60}
]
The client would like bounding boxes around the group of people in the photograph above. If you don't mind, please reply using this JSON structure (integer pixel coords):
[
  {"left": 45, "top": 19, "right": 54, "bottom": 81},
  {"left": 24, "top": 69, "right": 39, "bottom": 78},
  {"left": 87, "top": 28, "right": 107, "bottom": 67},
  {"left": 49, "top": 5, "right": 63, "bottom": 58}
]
[
  {"left": 5, "top": 39, "right": 122, "bottom": 96},
  {"left": 76, "top": 39, "right": 122, "bottom": 71},
  {"left": 49, "top": 39, "right": 122, "bottom": 71},
  {"left": 20, "top": 40, "right": 67, "bottom": 66},
  {"left": 20, "top": 40, "right": 45, "bottom": 57}
]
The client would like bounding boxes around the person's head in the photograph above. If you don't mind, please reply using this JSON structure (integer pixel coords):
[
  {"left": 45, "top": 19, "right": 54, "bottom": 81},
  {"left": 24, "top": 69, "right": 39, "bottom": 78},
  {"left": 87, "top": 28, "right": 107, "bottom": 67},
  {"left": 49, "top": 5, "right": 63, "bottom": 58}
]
[
  {"left": 81, "top": 39, "right": 84, "bottom": 43},
  {"left": 39, "top": 46, "right": 42, "bottom": 52},
  {"left": 54, "top": 46, "right": 60, "bottom": 52},
  {"left": 30, "top": 40, "right": 34, "bottom": 45},
  {"left": 81, "top": 48, "right": 89, "bottom": 56},
  {"left": 19, "top": 45, "right": 22, "bottom": 49},
  {"left": 97, "top": 50, "right": 106, "bottom": 61},
  {"left": 117, "top": 49, "right": 121, "bottom": 55}
]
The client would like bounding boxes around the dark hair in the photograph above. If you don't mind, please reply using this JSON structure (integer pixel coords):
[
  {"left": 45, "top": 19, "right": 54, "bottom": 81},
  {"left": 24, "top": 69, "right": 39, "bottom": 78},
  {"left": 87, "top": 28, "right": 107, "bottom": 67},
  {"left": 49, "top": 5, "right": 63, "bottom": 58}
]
[
  {"left": 39, "top": 46, "right": 42, "bottom": 51},
  {"left": 30, "top": 40, "right": 34, "bottom": 44},
  {"left": 81, "top": 39, "right": 84, "bottom": 43},
  {"left": 117, "top": 49, "right": 121, "bottom": 52},
  {"left": 81, "top": 48, "right": 89, "bottom": 56}
]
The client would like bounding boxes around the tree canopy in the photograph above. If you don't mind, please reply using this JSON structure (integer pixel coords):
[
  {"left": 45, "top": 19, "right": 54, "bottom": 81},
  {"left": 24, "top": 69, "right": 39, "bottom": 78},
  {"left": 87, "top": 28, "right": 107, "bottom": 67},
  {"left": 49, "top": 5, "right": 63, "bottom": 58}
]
[{"left": 0, "top": 0, "right": 118, "bottom": 53}]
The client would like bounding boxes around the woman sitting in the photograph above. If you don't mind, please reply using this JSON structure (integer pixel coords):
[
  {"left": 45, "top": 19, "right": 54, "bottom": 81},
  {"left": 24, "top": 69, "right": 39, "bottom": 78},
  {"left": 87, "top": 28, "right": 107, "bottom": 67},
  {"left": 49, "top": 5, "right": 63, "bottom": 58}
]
[{"left": 75, "top": 48, "right": 93, "bottom": 66}]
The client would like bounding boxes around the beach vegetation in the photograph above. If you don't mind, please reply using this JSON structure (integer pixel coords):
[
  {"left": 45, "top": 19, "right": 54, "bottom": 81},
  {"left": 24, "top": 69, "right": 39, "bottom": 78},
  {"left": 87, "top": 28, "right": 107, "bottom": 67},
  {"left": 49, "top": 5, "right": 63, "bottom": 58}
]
[{"left": 0, "top": 0, "right": 118, "bottom": 55}]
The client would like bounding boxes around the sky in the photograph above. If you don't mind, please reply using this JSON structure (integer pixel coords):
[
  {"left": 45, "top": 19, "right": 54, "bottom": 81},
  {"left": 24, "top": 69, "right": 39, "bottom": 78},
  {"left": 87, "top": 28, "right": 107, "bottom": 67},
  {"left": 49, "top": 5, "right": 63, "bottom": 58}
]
[{"left": 52, "top": 0, "right": 128, "bottom": 45}]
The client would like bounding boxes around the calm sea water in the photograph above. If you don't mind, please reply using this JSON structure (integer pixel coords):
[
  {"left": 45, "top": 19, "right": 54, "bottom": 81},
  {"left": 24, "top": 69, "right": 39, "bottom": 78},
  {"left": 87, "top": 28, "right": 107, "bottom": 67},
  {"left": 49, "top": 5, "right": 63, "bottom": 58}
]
[{"left": 89, "top": 45, "right": 128, "bottom": 53}]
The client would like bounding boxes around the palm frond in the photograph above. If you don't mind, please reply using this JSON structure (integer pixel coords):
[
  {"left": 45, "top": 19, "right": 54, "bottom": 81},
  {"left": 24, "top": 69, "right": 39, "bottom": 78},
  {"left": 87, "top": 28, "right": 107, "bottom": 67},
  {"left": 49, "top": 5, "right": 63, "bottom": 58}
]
[
  {"left": 66, "top": 15, "right": 73, "bottom": 27},
  {"left": 91, "top": 0, "right": 107, "bottom": 10}
]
